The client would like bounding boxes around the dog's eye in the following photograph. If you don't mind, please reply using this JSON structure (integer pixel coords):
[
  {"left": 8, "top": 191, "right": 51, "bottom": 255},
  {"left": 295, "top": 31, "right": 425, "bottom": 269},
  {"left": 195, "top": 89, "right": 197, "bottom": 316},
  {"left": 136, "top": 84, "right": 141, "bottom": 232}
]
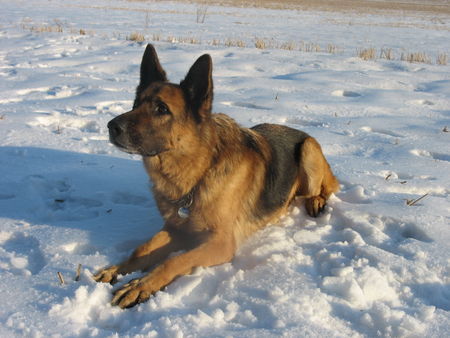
[{"left": 155, "top": 102, "right": 170, "bottom": 116}]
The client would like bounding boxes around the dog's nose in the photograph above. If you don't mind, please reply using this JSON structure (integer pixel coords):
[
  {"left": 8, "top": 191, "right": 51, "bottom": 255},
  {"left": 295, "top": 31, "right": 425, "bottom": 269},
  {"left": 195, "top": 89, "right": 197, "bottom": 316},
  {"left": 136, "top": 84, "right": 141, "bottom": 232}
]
[{"left": 108, "top": 119, "right": 124, "bottom": 139}]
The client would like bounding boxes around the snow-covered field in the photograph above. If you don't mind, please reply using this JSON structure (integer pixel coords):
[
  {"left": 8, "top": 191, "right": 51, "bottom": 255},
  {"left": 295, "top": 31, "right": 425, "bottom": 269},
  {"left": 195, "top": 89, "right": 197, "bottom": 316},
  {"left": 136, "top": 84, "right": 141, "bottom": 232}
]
[{"left": 1, "top": 0, "right": 449, "bottom": 336}]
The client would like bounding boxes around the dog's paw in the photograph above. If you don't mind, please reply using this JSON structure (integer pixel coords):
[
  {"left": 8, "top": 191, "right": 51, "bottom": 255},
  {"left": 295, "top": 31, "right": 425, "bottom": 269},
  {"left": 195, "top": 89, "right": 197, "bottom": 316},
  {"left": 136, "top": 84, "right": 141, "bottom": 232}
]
[
  {"left": 93, "top": 265, "right": 119, "bottom": 284},
  {"left": 305, "top": 196, "right": 326, "bottom": 217},
  {"left": 111, "top": 278, "right": 151, "bottom": 308}
]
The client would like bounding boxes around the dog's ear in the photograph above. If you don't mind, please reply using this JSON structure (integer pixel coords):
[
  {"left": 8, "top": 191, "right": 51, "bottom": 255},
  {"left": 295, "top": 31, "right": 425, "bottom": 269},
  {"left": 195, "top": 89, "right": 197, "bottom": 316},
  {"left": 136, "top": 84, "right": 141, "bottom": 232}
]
[
  {"left": 180, "top": 54, "right": 213, "bottom": 120},
  {"left": 134, "top": 44, "right": 167, "bottom": 108}
]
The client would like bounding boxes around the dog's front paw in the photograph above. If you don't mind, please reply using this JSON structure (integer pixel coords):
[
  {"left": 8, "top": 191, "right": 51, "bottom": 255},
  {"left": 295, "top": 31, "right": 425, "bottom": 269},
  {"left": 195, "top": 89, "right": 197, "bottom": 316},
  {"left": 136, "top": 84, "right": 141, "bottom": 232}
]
[
  {"left": 111, "top": 278, "right": 151, "bottom": 308},
  {"left": 93, "top": 265, "right": 119, "bottom": 284},
  {"left": 305, "top": 196, "right": 326, "bottom": 217}
]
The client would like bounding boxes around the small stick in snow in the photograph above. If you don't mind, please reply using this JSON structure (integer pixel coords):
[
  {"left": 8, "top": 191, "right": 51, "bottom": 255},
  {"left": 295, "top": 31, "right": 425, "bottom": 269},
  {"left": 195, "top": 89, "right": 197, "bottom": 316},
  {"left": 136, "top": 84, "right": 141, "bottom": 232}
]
[
  {"left": 75, "top": 264, "right": 82, "bottom": 282},
  {"left": 57, "top": 271, "right": 65, "bottom": 285},
  {"left": 385, "top": 174, "right": 392, "bottom": 180},
  {"left": 406, "top": 193, "right": 429, "bottom": 206},
  {"left": 443, "top": 126, "right": 448, "bottom": 133}
]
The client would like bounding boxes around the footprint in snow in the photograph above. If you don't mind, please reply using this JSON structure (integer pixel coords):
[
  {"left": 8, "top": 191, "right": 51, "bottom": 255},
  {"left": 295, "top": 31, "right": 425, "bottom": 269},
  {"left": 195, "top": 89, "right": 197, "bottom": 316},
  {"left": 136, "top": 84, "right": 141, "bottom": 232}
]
[
  {"left": 337, "top": 184, "right": 372, "bottom": 205},
  {"left": 0, "top": 193, "right": 15, "bottom": 200},
  {"left": 360, "top": 126, "right": 404, "bottom": 138},
  {"left": 111, "top": 191, "right": 150, "bottom": 206},
  {"left": 14, "top": 86, "right": 82, "bottom": 100},
  {"left": 287, "top": 117, "right": 329, "bottom": 128},
  {"left": 74, "top": 106, "right": 97, "bottom": 116},
  {"left": 398, "top": 222, "right": 433, "bottom": 243},
  {"left": 23, "top": 175, "right": 103, "bottom": 222},
  {"left": 408, "top": 99, "right": 434, "bottom": 106},
  {"left": 221, "top": 101, "right": 271, "bottom": 110},
  {"left": 28, "top": 112, "right": 100, "bottom": 134},
  {"left": 45, "top": 86, "right": 82, "bottom": 99},
  {"left": 0, "top": 232, "right": 46, "bottom": 275},
  {"left": 411, "top": 282, "right": 450, "bottom": 311},
  {"left": 410, "top": 149, "right": 450, "bottom": 163},
  {"left": 415, "top": 79, "right": 450, "bottom": 94},
  {"left": 16, "top": 87, "right": 49, "bottom": 96},
  {"left": 95, "top": 100, "right": 131, "bottom": 115},
  {"left": 60, "top": 242, "right": 98, "bottom": 255},
  {"left": 331, "top": 209, "right": 432, "bottom": 262},
  {"left": 331, "top": 90, "right": 361, "bottom": 98}
]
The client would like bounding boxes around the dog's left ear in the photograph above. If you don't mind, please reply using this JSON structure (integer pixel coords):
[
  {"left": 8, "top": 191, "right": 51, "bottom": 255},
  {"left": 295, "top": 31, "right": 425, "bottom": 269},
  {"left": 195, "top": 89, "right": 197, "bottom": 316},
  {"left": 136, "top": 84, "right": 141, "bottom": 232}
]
[{"left": 180, "top": 54, "right": 213, "bottom": 120}]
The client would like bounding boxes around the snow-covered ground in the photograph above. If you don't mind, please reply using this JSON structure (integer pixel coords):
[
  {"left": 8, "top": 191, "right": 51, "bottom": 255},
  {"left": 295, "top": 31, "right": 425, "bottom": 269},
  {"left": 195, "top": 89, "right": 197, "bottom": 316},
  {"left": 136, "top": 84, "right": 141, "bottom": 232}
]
[{"left": 1, "top": 0, "right": 449, "bottom": 336}]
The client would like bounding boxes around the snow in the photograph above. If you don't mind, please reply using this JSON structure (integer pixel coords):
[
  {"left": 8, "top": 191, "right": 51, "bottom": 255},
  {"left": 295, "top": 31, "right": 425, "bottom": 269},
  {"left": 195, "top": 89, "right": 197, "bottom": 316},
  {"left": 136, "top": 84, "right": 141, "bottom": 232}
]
[{"left": 1, "top": 0, "right": 449, "bottom": 336}]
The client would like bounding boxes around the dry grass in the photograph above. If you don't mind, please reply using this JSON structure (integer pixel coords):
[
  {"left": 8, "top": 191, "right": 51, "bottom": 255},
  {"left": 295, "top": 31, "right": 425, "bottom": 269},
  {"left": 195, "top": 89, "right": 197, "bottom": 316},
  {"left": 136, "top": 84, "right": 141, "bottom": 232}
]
[
  {"left": 355, "top": 47, "right": 446, "bottom": 65},
  {"left": 18, "top": 15, "right": 448, "bottom": 67},
  {"left": 253, "top": 39, "right": 324, "bottom": 53},
  {"left": 69, "top": 28, "right": 93, "bottom": 35},
  {"left": 224, "top": 38, "right": 246, "bottom": 48},
  {"left": 140, "top": 33, "right": 446, "bottom": 66},
  {"left": 196, "top": 5, "right": 208, "bottom": 23},
  {"left": 163, "top": 35, "right": 201, "bottom": 44},
  {"left": 301, "top": 41, "right": 321, "bottom": 53},
  {"left": 179, "top": 36, "right": 201, "bottom": 44},
  {"left": 401, "top": 52, "right": 431, "bottom": 64},
  {"left": 127, "top": 32, "right": 145, "bottom": 42},
  {"left": 255, "top": 38, "right": 266, "bottom": 49},
  {"left": 22, "top": 17, "right": 93, "bottom": 36},
  {"left": 280, "top": 41, "right": 297, "bottom": 51},
  {"left": 327, "top": 44, "right": 338, "bottom": 54},
  {"left": 405, "top": 193, "right": 429, "bottom": 206},
  {"left": 380, "top": 48, "right": 395, "bottom": 60},
  {"left": 27, "top": 21, "right": 64, "bottom": 33},
  {"left": 57, "top": 271, "right": 65, "bottom": 285},
  {"left": 357, "top": 47, "right": 376, "bottom": 61},
  {"left": 437, "top": 53, "right": 448, "bottom": 65}
]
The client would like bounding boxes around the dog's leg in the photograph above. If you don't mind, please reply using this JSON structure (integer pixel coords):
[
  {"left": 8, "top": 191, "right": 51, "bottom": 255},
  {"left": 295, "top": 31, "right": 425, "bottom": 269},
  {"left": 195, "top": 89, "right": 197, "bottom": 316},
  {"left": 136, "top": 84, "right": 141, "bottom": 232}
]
[
  {"left": 93, "top": 229, "right": 183, "bottom": 284},
  {"left": 111, "top": 234, "right": 235, "bottom": 308},
  {"left": 298, "top": 137, "right": 339, "bottom": 217}
]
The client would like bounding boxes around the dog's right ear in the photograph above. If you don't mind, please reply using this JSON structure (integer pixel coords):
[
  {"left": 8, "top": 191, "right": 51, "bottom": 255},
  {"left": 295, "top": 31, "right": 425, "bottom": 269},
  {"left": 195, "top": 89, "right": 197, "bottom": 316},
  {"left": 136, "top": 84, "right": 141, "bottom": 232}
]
[
  {"left": 180, "top": 54, "right": 213, "bottom": 121},
  {"left": 134, "top": 44, "right": 167, "bottom": 108}
]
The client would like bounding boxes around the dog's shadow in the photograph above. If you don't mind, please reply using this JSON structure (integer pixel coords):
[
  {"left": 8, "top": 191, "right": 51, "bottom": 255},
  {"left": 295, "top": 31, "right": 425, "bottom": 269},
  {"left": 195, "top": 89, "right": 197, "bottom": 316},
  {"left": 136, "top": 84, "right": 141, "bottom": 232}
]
[{"left": 0, "top": 146, "right": 161, "bottom": 251}]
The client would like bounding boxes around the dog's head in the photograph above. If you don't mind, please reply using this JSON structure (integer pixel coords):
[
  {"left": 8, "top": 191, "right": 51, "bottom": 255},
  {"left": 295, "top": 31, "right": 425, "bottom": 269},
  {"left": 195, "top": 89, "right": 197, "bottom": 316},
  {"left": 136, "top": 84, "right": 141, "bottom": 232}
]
[{"left": 108, "top": 44, "right": 213, "bottom": 156}]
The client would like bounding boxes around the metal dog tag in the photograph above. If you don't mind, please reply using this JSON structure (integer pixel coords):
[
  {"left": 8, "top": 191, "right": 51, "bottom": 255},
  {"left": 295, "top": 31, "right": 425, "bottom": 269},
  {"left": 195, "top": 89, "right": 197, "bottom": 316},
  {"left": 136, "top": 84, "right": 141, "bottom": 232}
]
[{"left": 178, "top": 207, "right": 190, "bottom": 218}]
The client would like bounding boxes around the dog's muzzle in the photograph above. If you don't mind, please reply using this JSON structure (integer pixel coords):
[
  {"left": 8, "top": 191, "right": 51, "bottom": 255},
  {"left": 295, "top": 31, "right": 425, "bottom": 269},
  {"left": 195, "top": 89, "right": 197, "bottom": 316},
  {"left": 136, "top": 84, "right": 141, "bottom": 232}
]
[
  {"left": 107, "top": 116, "right": 163, "bottom": 157},
  {"left": 107, "top": 118, "right": 124, "bottom": 143},
  {"left": 107, "top": 116, "right": 135, "bottom": 153}
]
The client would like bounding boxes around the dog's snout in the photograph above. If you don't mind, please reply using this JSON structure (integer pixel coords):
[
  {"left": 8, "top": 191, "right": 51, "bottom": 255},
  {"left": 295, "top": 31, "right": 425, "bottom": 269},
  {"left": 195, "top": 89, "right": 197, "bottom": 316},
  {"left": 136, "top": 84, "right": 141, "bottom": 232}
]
[{"left": 108, "top": 118, "right": 125, "bottom": 139}]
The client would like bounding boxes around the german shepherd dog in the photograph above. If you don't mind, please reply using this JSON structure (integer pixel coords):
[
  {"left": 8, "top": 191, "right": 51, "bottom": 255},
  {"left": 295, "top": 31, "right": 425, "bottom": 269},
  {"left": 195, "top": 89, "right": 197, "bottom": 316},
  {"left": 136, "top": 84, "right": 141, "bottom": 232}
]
[{"left": 94, "top": 44, "right": 339, "bottom": 308}]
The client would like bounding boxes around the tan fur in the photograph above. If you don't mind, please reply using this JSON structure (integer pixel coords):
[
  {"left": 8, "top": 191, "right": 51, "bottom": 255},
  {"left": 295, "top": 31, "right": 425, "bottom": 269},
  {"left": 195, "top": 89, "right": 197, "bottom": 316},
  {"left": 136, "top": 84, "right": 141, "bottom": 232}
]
[{"left": 94, "top": 47, "right": 339, "bottom": 308}]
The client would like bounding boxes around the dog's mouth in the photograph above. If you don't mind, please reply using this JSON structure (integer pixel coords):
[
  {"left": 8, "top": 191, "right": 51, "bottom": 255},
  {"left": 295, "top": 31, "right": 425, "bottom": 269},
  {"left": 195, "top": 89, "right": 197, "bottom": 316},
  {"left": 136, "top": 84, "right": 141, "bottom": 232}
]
[
  {"left": 142, "top": 148, "right": 168, "bottom": 157},
  {"left": 110, "top": 137, "right": 167, "bottom": 157},
  {"left": 109, "top": 136, "right": 137, "bottom": 154}
]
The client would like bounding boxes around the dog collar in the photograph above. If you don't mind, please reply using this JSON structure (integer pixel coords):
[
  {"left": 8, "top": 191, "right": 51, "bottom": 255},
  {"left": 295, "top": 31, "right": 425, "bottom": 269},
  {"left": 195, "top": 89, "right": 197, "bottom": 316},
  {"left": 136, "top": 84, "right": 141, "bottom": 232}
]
[{"left": 174, "top": 190, "right": 194, "bottom": 218}]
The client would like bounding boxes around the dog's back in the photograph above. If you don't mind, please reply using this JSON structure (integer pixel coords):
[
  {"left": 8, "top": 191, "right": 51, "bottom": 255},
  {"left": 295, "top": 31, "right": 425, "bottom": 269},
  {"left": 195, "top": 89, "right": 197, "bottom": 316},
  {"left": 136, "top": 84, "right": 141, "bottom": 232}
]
[{"left": 251, "top": 124, "right": 309, "bottom": 216}]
